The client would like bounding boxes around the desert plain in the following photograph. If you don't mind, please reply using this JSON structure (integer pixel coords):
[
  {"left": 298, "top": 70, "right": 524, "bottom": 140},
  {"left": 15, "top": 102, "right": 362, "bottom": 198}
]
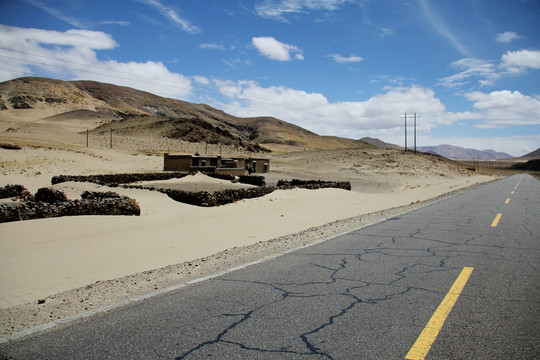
[{"left": 0, "top": 102, "right": 497, "bottom": 337}]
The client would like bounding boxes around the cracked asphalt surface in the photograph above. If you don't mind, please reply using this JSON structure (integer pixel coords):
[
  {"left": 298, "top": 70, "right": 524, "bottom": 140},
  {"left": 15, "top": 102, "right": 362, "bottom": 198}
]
[{"left": 1, "top": 174, "right": 539, "bottom": 359}]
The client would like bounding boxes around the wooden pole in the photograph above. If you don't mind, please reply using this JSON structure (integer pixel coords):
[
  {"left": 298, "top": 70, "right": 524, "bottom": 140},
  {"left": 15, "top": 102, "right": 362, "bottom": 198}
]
[
  {"left": 404, "top": 113, "right": 407, "bottom": 152},
  {"left": 414, "top": 113, "right": 417, "bottom": 153}
]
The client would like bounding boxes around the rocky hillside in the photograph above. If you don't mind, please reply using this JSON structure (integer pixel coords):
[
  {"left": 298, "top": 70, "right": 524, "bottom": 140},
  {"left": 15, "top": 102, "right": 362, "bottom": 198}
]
[
  {"left": 0, "top": 77, "right": 369, "bottom": 152},
  {"left": 418, "top": 144, "right": 512, "bottom": 160}
]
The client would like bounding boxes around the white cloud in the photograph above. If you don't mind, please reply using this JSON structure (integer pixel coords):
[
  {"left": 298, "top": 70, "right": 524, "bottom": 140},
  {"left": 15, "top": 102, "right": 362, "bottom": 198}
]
[
  {"left": 211, "top": 80, "right": 454, "bottom": 138},
  {"left": 24, "top": 0, "right": 87, "bottom": 28},
  {"left": 137, "top": 0, "right": 200, "bottom": 34},
  {"left": 0, "top": 24, "right": 117, "bottom": 49},
  {"left": 200, "top": 43, "right": 225, "bottom": 50},
  {"left": 193, "top": 75, "right": 210, "bottom": 85},
  {"left": 256, "top": 0, "right": 354, "bottom": 21},
  {"left": 501, "top": 49, "right": 540, "bottom": 71},
  {"left": 327, "top": 54, "right": 363, "bottom": 63},
  {"left": 101, "top": 20, "right": 130, "bottom": 27},
  {"left": 252, "top": 37, "right": 303, "bottom": 61},
  {"left": 439, "top": 58, "right": 497, "bottom": 88},
  {"left": 464, "top": 90, "right": 540, "bottom": 127},
  {"left": 419, "top": 0, "right": 472, "bottom": 57},
  {"left": 439, "top": 50, "right": 540, "bottom": 89},
  {"left": 496, "top": 31, "right": 522, "bottom": 43},
  {"left": 0, "top": 25, "right": 192, "bottom": 99}
]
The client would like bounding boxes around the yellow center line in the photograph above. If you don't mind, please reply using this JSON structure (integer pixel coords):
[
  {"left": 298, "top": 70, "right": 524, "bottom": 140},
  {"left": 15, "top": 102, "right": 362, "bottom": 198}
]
[
  {"left": 405, "top": 267, "right": 474, "bottom": 360},
  {"left": 505, "top": 198, "right": 510, "bottom": 204},
  {"left": 511, "top": 190, "right": 515, "bottom": 195},
  {"left": 491, "top": 213, "right": 502, "bottom": 227}
]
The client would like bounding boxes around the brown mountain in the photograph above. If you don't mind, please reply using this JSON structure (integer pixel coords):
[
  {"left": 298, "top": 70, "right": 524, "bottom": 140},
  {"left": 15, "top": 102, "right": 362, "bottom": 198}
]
[
  {"left": 516, "top": 148, "right": 540, "bottom": 160},
  {"left": 0, "top": 77, "right": 371, "bottom": 152}
]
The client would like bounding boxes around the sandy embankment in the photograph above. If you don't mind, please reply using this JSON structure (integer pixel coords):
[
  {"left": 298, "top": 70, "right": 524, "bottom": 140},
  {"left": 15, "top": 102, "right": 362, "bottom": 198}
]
[{"left": 0, "top": 145, "right": 496, "bottom": 337}]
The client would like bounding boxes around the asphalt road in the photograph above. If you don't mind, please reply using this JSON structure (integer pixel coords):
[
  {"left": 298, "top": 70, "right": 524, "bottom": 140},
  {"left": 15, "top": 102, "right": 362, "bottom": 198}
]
[{"left": 1, "top": 174, "right": 539, "bottom": 359}]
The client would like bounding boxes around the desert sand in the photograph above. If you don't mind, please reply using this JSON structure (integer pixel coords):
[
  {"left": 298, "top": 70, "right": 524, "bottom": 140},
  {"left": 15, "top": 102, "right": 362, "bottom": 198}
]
[{"left": 0, "top": 110, "right": 497, "bottom": 337}]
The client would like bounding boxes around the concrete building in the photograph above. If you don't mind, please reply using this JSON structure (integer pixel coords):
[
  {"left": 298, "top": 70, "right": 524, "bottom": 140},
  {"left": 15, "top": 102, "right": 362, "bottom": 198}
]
[{"left": 164, "top": 154, "right": 269, "bottom": 175}]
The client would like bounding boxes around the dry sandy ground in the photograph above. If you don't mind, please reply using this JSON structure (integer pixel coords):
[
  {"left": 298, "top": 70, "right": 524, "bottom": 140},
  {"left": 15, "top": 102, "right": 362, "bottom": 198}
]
[{"left": 0, "top": 115, "right": 497, "bottom": 338}]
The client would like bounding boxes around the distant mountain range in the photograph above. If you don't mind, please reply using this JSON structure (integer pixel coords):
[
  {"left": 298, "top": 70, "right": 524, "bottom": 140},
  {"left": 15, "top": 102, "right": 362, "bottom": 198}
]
[{"left": 417, "top": 144, "right": 513, "bottom": 160}]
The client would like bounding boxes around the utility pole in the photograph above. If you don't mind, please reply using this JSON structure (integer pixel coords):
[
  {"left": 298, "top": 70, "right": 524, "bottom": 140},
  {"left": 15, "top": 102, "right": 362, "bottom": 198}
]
[
  {"left": 403, "top": 113, "right": 407, "bottom": 152},
  {"left": 414, "top": 113, "right": 417, "bottom": 153}
]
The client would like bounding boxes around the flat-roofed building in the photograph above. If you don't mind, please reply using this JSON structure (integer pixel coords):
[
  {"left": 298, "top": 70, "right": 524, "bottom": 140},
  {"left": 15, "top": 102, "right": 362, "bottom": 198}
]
[{"left": 163, "top": 154, "right": 269, "bottom": 175}]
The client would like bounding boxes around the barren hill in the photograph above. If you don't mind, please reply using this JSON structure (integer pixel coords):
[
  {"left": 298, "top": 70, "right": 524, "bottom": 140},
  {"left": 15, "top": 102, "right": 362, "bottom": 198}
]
[
  {"left": 0, "top": 77, "right": 371, "bottom": 152},
  {"left": 418, "top": 144, "right": 512, "bottom": 160}
]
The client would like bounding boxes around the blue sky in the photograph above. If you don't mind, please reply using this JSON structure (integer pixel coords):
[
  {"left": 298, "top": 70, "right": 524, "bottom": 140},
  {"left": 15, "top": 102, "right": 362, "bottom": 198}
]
[{"left": 0, "top": 0, "right": 539, "bottom": 156}]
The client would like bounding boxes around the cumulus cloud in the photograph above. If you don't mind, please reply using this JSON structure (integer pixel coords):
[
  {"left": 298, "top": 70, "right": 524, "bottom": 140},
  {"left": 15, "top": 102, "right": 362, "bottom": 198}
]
[
  {"left": 327, "top": 53, "right": 363, "bottom": 63},
  {"left": 256, "top": 0, "right": 354, "bottom": 21},
  {"left": 210, "top": 80, "right": 454, "bottom": 138},
  {"left": 464, "top": 90, "right": 540, "bottom": 127},
  {"left": 496, "top": 31, "right": 522, "bottom": 43},
  {"left": 0, "top": 24, "right": 117, "bottom": 49},
  {"left": 439, "top": 50, "right": 540, "bottom": 88},
  {"left": 252, "top": 37, "right": 303, "bottom": 61},
  {"left": 0, "top": 25, "right": 192, "bottom": 99},
  {"left": 501, "top": 49, "right": 540, "bottom": 72}
]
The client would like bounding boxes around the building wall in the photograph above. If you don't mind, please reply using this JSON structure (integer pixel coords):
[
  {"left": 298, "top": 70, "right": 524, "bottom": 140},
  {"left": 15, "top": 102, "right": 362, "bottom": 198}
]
[
  {"left": 164, "top": 154, "right": 269, "bottom": 174},
  {"left": 164, "top": 154, "right": 191, "bottom": 171},
  {"left": 248, "top": 158, "right": 270, "bottom": 173}
]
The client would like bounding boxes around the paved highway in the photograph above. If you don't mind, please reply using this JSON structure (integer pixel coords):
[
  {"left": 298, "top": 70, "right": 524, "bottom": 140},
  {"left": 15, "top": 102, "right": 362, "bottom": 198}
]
[{"left": 1, "top": 174, "right": 539, "bottom": 359}]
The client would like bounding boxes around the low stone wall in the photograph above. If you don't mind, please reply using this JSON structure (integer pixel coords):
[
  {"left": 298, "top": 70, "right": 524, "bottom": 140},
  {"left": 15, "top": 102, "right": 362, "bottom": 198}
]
[
  {"left": 276, "top": 179, "right": 352, "bottom": 191},
  {"left": 35, "top": 187, "right": 69, "bottom": 203},
  {"left": 51, "top": 171, "right": 267, "bottom": 187},
  {"left": 239, "top": 175, "right": 266, "bottom": 186},
  {"left": 51, "top": 172, "right": 189, "bottom": 186},
  {"left": 0, "top": 184, "right": 34, "bottom": 201},
  {"left": 130, "top": 186, "right": 275, "bottom": 207},
  {"left": 0, "top": 188, "right": 140, "bottom": 223}
]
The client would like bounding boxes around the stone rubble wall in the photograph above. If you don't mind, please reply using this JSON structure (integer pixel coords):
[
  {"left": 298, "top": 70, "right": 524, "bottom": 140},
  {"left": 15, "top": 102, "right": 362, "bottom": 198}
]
[
  {"left": 161, "top": 187, "right": 276, "bottom": 207},
  {"left": 276, "top": 179, "right": 352, "bottom": 191},
  {"left": 51, "top": 172, "right": 189, "bottom": 186},
  {"left": 0, "top": 184, "right": 34, "bottom": 201},
  {"left": 51, "top": 172, "right": 263, "bottom": 186},
  {"left": 0, "top": 186, "right": 140, "bottom": 223}
]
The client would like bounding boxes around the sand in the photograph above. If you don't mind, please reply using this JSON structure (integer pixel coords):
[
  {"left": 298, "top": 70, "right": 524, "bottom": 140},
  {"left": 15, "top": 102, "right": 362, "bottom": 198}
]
[{"left": 0, "top": 115, "right": 498, "bottom": 337}]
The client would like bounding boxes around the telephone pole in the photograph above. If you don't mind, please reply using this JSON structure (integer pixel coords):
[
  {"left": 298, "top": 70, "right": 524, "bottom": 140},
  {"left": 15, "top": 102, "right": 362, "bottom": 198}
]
[
  {"left": 414, "top": 113, "right": 417, "bottom": 153},
  {"left": 404, "top": 113, "right": 407, "bottom": 152}
]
